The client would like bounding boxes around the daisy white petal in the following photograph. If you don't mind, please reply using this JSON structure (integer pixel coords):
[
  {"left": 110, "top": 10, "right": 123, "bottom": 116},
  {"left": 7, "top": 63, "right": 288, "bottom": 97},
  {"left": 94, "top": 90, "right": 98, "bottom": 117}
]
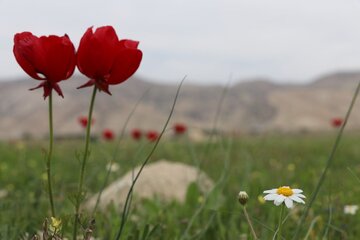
[
  {"left": 274, "top": 195, "right": 286, "bottom": 206},
  {"left": 295, "top": 193, "right": 306, "bottom": 199},
  {"left": 264, "top": 193, "right": 278, "bottom": 201},
  {"left": 263, "top": 189, "right": 277, "bottom": 194},
  {"left": 290, "top": 195, "right": 305, "bottom": 204},
  {"left": 285, "top": 198, "right": 294, "bottom": 208},
  {"left": 292, "top": 189, "right": 303, "bottom": 194}
]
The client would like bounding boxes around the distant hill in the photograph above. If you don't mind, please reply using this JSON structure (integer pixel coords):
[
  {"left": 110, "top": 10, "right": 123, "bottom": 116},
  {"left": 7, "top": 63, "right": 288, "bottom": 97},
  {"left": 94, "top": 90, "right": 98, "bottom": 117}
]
[{"left": 1, "top": 71, "right": 360, "bottom": 139}]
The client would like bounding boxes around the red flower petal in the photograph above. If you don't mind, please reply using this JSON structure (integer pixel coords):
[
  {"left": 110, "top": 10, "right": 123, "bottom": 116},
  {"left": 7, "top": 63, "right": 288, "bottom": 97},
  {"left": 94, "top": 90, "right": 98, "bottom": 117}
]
[
  {"left": 102, "top": 129, "right": 115, "bottom": 141},
  {"left": 146, "top": 130, "right": 159, "bottom": 142},
  {"left": 119, "top": 39, "right": 140, "bottom": 49},
  {"left": 78, "top": 116, "right": 95, "bottom": 128},
  {"left": 107, "top": 48, "right": 142, "bottom": 85},
  {"left": 77, "top": 26, "right": 119, "bottom": 80},
  {"left": 37, "top": 34, "right": 76, "bottom": 81},
  {"left": 13, "top": 32, "right": 46, "bottom": 80},
  {"left": 14, "top": 32, "right": 76, "bottom": 82},
  {"left": 78, "top": 116, "right": 88, "bottom": 128},
  {"left": 174, "top": 123, "right": 187, "bottom": 134},
  {"left": 331, "top": 118, "right": 343, "bottom": 128},
  {"left": 131, "top": 128, "right": 142, "bottom": 140}
]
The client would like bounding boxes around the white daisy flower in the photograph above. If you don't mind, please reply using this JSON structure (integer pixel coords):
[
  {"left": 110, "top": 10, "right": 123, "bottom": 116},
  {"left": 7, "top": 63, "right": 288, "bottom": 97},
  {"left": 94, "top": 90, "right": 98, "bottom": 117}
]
[
  {"left": 263, "top": 186, "right": 306, "bottom": 208},
  {"left": 344, "top": 205, "right": 359, "bottom": 215}
]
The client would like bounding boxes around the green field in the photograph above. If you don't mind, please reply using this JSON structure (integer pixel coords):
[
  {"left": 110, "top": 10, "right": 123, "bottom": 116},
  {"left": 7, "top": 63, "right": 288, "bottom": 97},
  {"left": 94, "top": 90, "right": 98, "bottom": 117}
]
[{"left": 0, "top": 132, "right": 359, "bottom": 239}]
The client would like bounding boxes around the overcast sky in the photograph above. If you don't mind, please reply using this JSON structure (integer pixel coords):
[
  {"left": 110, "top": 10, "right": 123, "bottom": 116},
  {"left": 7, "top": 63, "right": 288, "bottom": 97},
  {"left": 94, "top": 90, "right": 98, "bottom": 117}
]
[{"left": 1, "top": 0, "right": 360, "bottom": 85}]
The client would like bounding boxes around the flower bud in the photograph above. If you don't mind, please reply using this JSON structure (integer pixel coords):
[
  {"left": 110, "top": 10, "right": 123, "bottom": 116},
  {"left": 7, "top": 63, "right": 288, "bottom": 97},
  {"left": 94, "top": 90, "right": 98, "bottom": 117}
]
[
  {"left": 238, "top": 191, "right": 249, "bottom": 206},
  {"left": 49, "top": 217, "right": 62, "bottom": 233}
]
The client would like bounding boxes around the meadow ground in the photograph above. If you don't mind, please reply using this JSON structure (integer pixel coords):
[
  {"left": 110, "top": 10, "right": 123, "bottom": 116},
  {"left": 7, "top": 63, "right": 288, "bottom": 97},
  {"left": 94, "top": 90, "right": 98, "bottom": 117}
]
[{"left": 0, "top": 132, "right": 359, "bottom": 239}]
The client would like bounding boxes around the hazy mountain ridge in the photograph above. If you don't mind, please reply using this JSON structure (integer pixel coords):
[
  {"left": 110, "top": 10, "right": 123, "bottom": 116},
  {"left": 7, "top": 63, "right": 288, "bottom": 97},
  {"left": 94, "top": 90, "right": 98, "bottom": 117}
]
[{"left": 1, "top": 71, "right": 360, "bottom": 139}]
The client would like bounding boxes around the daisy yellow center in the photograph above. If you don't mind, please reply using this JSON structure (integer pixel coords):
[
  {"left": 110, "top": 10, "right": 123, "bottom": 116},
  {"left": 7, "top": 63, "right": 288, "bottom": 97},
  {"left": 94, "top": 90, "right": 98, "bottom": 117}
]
[{"left": 277, "top": 186, "right": 293, "bottom": 197}]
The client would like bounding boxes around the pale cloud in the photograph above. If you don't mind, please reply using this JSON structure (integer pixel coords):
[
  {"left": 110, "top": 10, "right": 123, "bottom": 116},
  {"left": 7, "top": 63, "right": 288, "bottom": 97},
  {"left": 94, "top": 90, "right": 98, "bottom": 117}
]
[{"left": 1, "top": 0, "right": 360, "bottom": 84}]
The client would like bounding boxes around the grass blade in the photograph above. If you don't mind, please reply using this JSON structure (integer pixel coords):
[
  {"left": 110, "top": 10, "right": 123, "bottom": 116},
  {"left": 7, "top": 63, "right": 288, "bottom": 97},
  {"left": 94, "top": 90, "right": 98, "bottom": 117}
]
[
  {"left": 114, "top": 76, "right": 186, "bottom": 240},
  {"left": 292, "top": 80, "right": 360, "bottom": 239}
]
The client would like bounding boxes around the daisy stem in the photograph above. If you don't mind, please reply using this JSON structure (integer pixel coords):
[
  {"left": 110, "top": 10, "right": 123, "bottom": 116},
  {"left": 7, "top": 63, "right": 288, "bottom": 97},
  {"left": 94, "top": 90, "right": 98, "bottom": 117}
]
[
  {"left": 47, "top": 91, "right": 56, "bottom": 217},
  {"left": 277, "top": 204, "right": 285, "bottom": 240},
  {"left": 243, "top": 206, "right": 258, "bottom": 239},
  {"left": 73, "top": 86, "right": 97, "bottom": 240}
]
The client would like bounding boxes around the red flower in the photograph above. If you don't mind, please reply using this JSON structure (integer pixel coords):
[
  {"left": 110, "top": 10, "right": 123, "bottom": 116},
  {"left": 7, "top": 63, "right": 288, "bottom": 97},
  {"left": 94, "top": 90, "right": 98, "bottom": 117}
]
[
  {"left": 131, "top": 128, "right": 142, "bottom": 140},
  {"left": 102, "top": 129, "right": 115, "bottom": 141},
  {"left": 78, "top": 116, "right": 95, "bottom": 128},
  {"left": 77, "top": 26, "right": 142, "bottom": 94},
  {"left": 331, "top": 117, "right": 343, "bottom": 128},
  {"left": 13, "top": 32, "right": 76, "bottom": 99},
  {"left": 146, "top": 130, "right": 159, "bottom": 142},
  {"left": 174, "top": 123, "right": 187, "bottom": 135}
]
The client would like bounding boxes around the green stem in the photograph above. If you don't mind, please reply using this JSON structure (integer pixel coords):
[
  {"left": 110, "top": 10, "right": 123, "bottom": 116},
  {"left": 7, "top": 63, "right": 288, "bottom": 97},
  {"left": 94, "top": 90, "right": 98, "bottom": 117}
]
[
  {"left": 277, "top": 205, "right": 285, "bottom": 240},
  {"left": 243, "top": 206, "right": 258, "bottom": 240},
  {"left": 47, "top": 92, "right": 56, "bottom": 217},
  {"left": 73, "top": 86, "right": 97, "bottom": 240}
]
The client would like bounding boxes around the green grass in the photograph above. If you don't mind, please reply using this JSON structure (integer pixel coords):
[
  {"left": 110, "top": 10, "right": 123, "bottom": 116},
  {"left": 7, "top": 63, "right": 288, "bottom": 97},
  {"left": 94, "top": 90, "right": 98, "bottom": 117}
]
[{"left": 0, "top": 132, "right": 359, "bottom": 239}]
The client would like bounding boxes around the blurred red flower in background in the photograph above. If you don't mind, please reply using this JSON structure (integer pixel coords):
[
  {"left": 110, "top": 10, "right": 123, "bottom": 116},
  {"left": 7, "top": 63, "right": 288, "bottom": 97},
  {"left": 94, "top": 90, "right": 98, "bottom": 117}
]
[
  {"left": 146, "top": 130, "right": 159, "bottom": 142},
  {"left": 77, "top": 26, "right": 142, "bottom": 94},
  {"left": 131, "top": 128, "right": 142, "bottom": 140},
  {"left": 78, "top": 116, "right": 95, "bottom": 128},
  {"left": 102, "top": 129, "right": 115, "bottom": 141},
  {"left": 331, "top": 117, "right": 343, "bottom": 128},
  {"left": 13, "top": 32, "right": 76, "bottom": 99},
  {"left": 173, "top": 123, "right": 187, "bottom": 135}
]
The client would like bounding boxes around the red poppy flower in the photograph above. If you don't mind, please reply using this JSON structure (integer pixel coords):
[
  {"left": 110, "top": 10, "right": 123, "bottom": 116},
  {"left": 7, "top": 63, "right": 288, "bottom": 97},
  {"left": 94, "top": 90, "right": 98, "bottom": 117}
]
[
  {"left": 146, "top": 130, "right": 159, "bottom": 142},
  {"left": 331, "top": 117, "right": 343, "bottom": 128},
  {"left": 131, "top": 128, "right": 142, "bottom": 140},
  {"left": 102, "top": 129, "right": 115, "bottom": 141},
  {"left": 77, "top": 26, "right": 142, "bottom": 94},
  {"left": 13, "top": 32, "right": 76, "bottom": 99},
  {"left": 78, "top": 116, "right": 95, "bottom": 128},
  {"left": 174, "top": 123, "right": 187, "bottom": 135}
]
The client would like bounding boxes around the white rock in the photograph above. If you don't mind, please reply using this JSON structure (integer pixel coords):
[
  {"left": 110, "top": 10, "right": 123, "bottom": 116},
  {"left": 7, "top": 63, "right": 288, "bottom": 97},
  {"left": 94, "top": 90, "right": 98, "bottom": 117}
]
[{"left": 84, "top": 160, "right": 214, "bottom": 211}]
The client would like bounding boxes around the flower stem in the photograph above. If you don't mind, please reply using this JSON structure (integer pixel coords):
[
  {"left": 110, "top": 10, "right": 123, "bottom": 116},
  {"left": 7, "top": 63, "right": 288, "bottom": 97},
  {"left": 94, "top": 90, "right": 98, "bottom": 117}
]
[
  {"left": 277, "top": 205, "right": 285, "bottom": 240},
  {"left": 73, "top": 86, "right": 97, "bottom": 240},
  {"left": 243, "top": 206, "right": 258, "bottom": 239},
  {"left": 47, "top": 92, "right": 56, "bottom": 217}
]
